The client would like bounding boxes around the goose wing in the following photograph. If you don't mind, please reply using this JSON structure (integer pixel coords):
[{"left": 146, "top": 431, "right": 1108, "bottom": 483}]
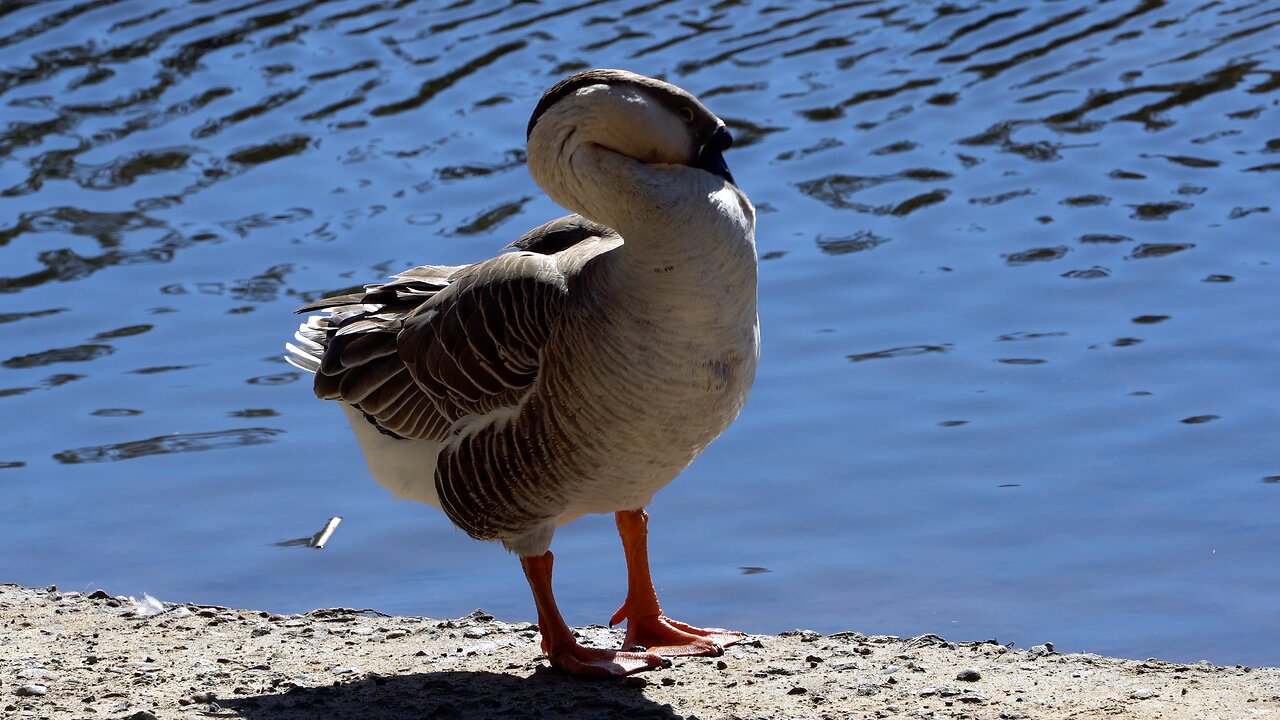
[
  {"left": 506, "top": 213, "right": 613, "bottom": 255},
  {"left": 288, "top": 215, "right": 612, "bottom": 441}
]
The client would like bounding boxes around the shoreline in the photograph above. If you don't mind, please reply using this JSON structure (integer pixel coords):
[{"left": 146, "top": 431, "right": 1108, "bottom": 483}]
[{"left": 3, "top": 583, "right": 1276, "bottom": 719}]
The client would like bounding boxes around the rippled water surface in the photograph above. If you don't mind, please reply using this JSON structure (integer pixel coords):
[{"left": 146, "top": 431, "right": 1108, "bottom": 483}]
[{"left": 3, "top": 0, "right": 1278, "bottom": 666}]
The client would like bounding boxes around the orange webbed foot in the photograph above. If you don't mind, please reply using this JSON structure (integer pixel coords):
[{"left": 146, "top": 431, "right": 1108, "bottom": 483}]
[
  {"left": 609, "top": 509, "right": 746, "bottom": 658},
  {"left": 521, "top": 551, "right": 669, "bottom": 677},
  {"left": 611, "top": 605, "right": 745, "bottom": 657},
  {"left": 542, "top": 636, "right": 668, "bottom": 677}
]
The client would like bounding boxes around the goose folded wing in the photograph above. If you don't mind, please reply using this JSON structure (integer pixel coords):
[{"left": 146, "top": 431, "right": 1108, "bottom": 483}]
[
  {"left": 312, "top": 252, "right": 570, "bottom": 440},
  {"left": 400, "top": 252, "right": 570, "bottom": 421}
]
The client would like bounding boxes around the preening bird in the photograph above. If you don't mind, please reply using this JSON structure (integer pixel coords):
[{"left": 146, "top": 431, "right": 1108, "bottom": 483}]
[{"left": 286, "top": 69, "right": 758, "bottom": 677}]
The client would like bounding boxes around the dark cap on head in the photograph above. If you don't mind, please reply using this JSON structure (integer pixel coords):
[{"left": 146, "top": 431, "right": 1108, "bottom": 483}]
[
  {"left": 527, "top": 69, "right": 718, "bottom": 139},
  {"left": 525, "top": 69, "right": 736, "bottom": 183}
]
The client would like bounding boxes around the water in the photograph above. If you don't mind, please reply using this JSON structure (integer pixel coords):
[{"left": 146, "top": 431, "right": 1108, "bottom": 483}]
[{"left": 2, "top": 0, "right": 1278, "bottom": 667}]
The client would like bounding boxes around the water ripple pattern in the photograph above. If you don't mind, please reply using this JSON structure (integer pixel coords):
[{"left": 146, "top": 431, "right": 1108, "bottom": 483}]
[{"left": 1, "top": 0, "right": 1277, "bottom": 665}]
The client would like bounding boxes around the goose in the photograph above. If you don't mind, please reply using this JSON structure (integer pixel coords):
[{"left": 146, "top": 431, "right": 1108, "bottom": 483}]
[{"left": 285, "top": 69, "right": 758, "bottom": 677}]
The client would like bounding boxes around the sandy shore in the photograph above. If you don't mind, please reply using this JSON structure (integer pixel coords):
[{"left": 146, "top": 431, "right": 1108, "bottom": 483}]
[{"left": 2, "top": 583, "right": 1276, "bottom": 719}]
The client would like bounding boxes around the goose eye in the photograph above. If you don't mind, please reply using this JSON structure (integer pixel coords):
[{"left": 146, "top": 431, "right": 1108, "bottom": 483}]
[{"left": 678, "top": 107, "right": 695, "bottom": 124}]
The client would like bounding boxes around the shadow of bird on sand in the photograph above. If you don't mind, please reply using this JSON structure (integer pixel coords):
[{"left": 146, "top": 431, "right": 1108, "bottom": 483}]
[{"left": 223, "top": 667, "right": 682, "bottom": 720}]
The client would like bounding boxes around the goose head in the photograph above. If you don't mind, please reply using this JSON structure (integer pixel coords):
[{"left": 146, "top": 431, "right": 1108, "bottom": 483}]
[{"left": 525, "top": 69, "right": 736, "bottom": 223}]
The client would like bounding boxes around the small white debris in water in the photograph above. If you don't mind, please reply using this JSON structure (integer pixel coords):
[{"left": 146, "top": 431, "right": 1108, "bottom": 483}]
[{"left": 310, "top": 516, "right": 342, "bottom": 549}]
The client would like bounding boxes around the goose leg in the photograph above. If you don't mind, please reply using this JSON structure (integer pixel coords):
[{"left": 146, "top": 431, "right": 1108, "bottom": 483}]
[
  {"left": 609, "top": 509, "right": 745, "bottom": 656},
  {"left": 520, "top": 551, "right": 666, "bottom": 676}
]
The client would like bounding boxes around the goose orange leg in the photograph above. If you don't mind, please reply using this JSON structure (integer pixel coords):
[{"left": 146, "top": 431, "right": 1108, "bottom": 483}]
[
  {"left": 609, "top": 509, "right": 745, "bottom": 656},
  {"left": 520, "top": 551, "right": 666, "bottom": 676}
]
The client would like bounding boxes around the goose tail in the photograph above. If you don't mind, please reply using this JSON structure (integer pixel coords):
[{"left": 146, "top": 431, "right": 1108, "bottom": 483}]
[{"left": 283, "top": 266, "right": 457, "bottom": 376}]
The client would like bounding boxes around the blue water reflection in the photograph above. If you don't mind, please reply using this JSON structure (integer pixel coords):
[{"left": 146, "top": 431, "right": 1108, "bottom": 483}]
[{"left": 2, "top": 0, "right": 1277, "bottom": 666}]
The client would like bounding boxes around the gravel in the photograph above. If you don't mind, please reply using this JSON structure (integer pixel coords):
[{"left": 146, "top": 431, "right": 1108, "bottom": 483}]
[{"left": 1, "top": 582, "right": 1275, "bottom": 720}]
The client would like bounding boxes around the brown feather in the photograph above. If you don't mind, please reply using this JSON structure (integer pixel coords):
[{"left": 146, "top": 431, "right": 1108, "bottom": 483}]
[{"left": 290, "top": 221, "right": 598, "bottom": 444}]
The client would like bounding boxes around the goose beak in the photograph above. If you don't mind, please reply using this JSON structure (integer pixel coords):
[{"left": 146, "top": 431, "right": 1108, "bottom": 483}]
[{"left": 694, "top": 125, "right": 735, "bottom": 184}]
